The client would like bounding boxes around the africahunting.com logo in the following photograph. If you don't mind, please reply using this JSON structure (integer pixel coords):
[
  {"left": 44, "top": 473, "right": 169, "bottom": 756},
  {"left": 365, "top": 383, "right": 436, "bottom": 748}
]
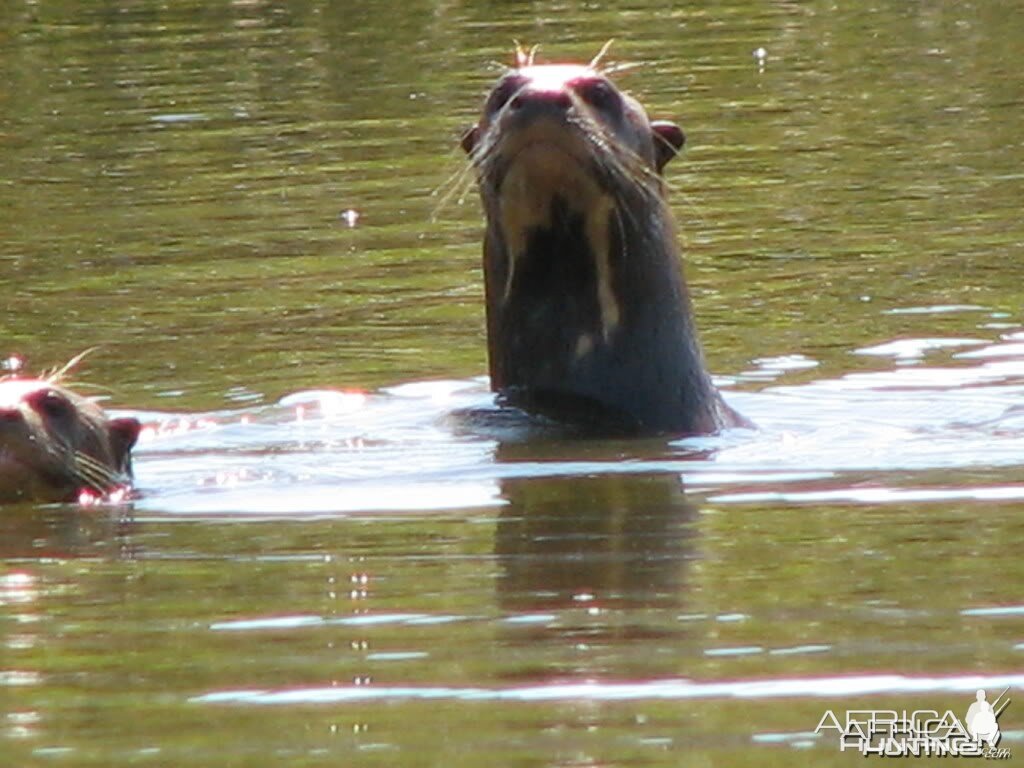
[{"left": 814, "top": 688, "right": 1011, "bottom": 758}]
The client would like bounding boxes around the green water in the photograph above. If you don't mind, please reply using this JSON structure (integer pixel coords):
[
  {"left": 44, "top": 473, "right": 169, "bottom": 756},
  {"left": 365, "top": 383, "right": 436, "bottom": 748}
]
[{"left": 2, "top": 1, "right": 1024, "bottom": 765}]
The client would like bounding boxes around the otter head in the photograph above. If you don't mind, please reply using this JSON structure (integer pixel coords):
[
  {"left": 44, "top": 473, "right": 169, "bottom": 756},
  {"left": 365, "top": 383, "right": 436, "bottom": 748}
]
[
  {"left": 461, "top": 63, "right": 685, "bottom": 183},
  {"left": 462, "top": 58, "right": 733, "bottom": 435},
  {"left": 0, "top": 378, "right": 141, "bottom": 503}
]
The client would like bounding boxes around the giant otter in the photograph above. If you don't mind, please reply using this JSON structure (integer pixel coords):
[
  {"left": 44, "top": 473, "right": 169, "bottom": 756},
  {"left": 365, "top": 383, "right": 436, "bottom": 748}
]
[
  {"left": 461, "top": 50, "right": 747, "bottom": 436},
  {"left": 0, "top": 376, "right": 140, "bottom": 503}
]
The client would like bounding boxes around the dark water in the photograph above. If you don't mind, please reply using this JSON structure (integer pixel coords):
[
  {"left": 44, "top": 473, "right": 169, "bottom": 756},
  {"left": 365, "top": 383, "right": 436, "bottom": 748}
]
[{"left": 2, "top": 1, "right": 1024, "bottom": 765}]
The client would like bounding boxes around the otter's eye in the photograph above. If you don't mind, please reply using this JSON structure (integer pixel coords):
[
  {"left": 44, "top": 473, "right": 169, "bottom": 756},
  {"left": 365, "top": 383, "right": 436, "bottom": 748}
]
[
  {"left": 577, "top": 80, "right": 621, "bottom": 116},
  {"left": 29, "top": 389, "right": 73, "bottom": 422},
  {"left": 486, "top": 76, "right": 525, "bottom": 115}
]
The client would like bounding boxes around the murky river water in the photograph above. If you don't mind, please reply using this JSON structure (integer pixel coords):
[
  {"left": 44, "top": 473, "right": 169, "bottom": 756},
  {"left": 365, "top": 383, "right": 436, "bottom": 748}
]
[{"left": 2, "top": 1, "right": 1023, "bottom": 765}]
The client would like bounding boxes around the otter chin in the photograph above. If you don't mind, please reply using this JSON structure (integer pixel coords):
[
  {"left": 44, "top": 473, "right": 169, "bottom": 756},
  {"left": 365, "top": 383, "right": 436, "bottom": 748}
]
[
  {"left": 462, "top": 55, "right": 748, "bottom": 436},
  {"left": 0, "top": 377, "right": 141, "bottom": 503}
]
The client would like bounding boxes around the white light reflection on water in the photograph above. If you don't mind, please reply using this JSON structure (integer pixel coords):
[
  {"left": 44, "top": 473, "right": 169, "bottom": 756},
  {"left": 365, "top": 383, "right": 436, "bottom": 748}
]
[
  {"left": 130, "top": 328, "right": 1024, "bottom": 516},
  {"left": 193, "top": 673, "right": 1024, "bottom": 705}
]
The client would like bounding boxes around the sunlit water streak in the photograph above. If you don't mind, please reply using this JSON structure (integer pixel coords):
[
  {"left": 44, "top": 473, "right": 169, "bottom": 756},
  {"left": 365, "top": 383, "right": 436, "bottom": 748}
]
[{"left": 194, "top": 673, "right": 1024, "bottom": 705}]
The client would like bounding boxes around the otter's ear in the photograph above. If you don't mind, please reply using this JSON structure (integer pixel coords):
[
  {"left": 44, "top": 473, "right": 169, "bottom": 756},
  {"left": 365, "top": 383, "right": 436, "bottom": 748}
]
[
  {"left": 107, "top": 417, "right": 141, "bottom": 468},
  {"left": 651, "top": 120, "right": 685, "bottom": 172},
  {"left": 461, "top": 125, "right": 480, "bottom": 155}
]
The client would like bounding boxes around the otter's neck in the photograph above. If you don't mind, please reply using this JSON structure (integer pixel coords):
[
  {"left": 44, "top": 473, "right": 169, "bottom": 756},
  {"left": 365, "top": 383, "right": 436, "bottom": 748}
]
[{"left": 483, "top": 191, "right": 723, "bottom": 435}]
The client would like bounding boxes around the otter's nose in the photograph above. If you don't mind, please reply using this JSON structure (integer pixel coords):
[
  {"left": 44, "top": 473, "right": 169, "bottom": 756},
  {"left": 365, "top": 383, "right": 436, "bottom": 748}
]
[{"left": 509, "top": 87, "right": 572, "bottom": 113}]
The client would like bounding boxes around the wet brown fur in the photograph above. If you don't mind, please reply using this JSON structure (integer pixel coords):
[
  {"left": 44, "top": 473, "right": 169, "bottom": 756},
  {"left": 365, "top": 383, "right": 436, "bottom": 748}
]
[
  {"left": 0, "top": 364, "right": 140, "bottom": 503},
  {"left": 461, "top": 47, "right": 747, "bottom": 435}
]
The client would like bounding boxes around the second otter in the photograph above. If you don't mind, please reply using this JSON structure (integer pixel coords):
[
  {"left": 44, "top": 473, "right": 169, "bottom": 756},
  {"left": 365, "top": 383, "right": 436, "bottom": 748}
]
[
  {"left": 0, "top": 377, "right": 141, "bottom": 503},
  {"left": 462, "top": 54, "right": 747, "bottom": 436}
]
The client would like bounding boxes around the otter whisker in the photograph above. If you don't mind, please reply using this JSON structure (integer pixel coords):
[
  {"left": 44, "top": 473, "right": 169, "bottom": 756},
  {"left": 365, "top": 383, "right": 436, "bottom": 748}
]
[
  {"left": 43, "top": 347, "right": 101, "bottom": 384},
  {"left": 590, "top": 39, "right": 616, "bottom": 70},
  {"left": 75, "top": 449, "right": 118, "bottom": 477},
  {"left": 486, "top": 60, "right": 513, "bottom": 75},
  {"left": 42, "top": 434, "right": 76, "bottom": 466},
  {"left": 565, "top": 92, "right": 665, "bottom": 205},
  {"left": 513, "top": 41, "right": 540, "bottom": 69},
  {"left": 599, "top": 61, "right": 648, "bottom": 79},
  {"left": 431, "top": 151, "right": 481, "bottom": 221},
  {"left": 609, "top": 201, "right": 630, "bottom": 270},
  {"left": 65, "top": 458, "right": 106, "bottom": 494},
  {"left": 611, "top": 182, "right": 643, "bottom": 234},
  {"left": 72, "top": 451, "right": 120, "bottom": 492}
]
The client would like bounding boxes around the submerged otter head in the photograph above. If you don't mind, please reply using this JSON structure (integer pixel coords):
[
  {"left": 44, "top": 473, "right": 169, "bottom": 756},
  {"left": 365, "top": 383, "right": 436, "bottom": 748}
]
[
  {"left": 0, "top": 378, "right": 141, "bottom": 503},
  {"left": 462, "top": 55, "right": 742, "bottom": 435}
]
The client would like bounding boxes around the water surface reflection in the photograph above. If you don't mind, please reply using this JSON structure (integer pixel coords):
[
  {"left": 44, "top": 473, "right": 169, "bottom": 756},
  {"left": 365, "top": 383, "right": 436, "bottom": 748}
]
[{"left": 496, "top": 470, "right": 697, "bottom": 612}]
